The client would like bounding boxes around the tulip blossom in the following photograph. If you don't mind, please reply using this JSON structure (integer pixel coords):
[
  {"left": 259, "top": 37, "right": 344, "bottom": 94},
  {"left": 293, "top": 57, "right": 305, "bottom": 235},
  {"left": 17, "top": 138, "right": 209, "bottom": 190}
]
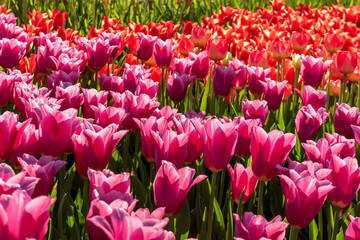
[
  {"left": 269, "top": 40, "right": 291, "bottom": 60},
  {"left": 137, "top": 33, "right": 157, "bottom": 62},
  {"left": 330, "top": 79, "right": 341, "bottom": 97},
  {"left": 247, "top": 66, "right": 270, "bottom": 96},
  {"left": 301, "top": 56, "right": 332, "bottom": 88},
  {"left": 171, "top": 58, "right": 193, "bottom": 75},
  {"left": 335, "top": 51, "right": 357, "bottom": 75},
  {"left": 229, "top": 58, "right": 247, "bottom": 90},
  {"left": 295, "top": 85, "right": 328, "bottom": 110},
  {"left": 324, "top": 34, "right": 345, "bottom": 54},
  {"left": 250, "top": 127, "right": 295, "bottom": 181},
  {"left": 290, "top": 31, "right": 310, "bottom": 52},
  {"left": 192, "top": 118, "right": 238, "bottom": 172},
  {"left": 295, "top": 105, "right": 330, "bottom": 142},
  {"left": 167, "top": 72, "right": 193, "bottom": 102},
  {"left": 154, "top": 39, "right": 175, "bottom": 68},
  {"left": 0, "top": 72, "right": 14, "bottom": 107},
  {"left": 248, "top": 50, "right": 271, "bottom": 69},
  {"left": 178, "top": 36, "right": 194, "bottom": 56},
  {"left": 233, "top": 212, "right": 288, "bottom": 240},
  {"left": 334, "top": 103, "right": 360, "bottom": 139},
  {"left": 72, "top": 123, "right": 128, "bottom": 177},
  {"left": 91, "top": 104, "right": 127, "bottom": 129},
  {"left": 0, "top": 38, "right": 27, "bottom": 69},
  {"left": 207, "top": 38, "right": 228, "bottom": 61},
  {"left": 260, "top": 79, "right": 287, "bottom": 111},
  {"left": 345, "top": 214, "right": 360, "bottom": 240},
  {"left": 242, "top": 99, "right": 269, "bottom": 125},
  {"left": 18, "top": 154, "right": 66, "bottom": 197},
  {"left": 55, "top": 83, "right": 84, "bottom": 110},
  {"left": 327, "top": 155, "right": 360, "bottom": 210},
  {"left": 325, "top": 132, "right": 356, "bottom": 159},
  {"left": 189, "top": 51, "right": 210, "bottom": 79},
  {"left": 278, "top": 161, "right": 334, "bottom": 229},
  {"left": 213, "top": 65, "right": 236, "bottom": 97},
  {"left": 153, "top": 161, "right": 207, "bottom": 215},
  {"left": 191, "top": 26, "right": 211, "bottom": 47},
  {"left": 82, "top": 88, "right": 108, "bottom": 119},
  {"left": 0, "top": 190, "right": 56, "bottom": 240},
  {"left": 227, "top": 164, "right": 258, "bottom": 204}
]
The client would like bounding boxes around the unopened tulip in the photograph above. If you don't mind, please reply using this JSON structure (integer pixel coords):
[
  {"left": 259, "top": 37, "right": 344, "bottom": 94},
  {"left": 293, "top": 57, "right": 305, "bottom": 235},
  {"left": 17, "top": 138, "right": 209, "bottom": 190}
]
[
  {"left": 301, "top": 56, "right": 332, "bottom": 88},
  {"left": 213, "top": 65, "right": 236, "bottom": 97},
  {"left": 189, "top": 51, "right": 210, "bottom": 79},
  {"left": 72, "top": 123, "right": 128, "bottom": 177},
  {"left": 334, "top": 103, "right": 360, "bottom": 139},
  {"left": 207, "top": 38, "right": 228, "bottom": 61},
  {"left": 330, "top": 79, "right": 341, "bottom": 97},
  {"left": 191, "top": 26, "right": 211, "bottom": 47},
  {"left": 290, "top": 31, "right": 310, "bottom": 52},
  {"left": 82, "top": 88, "right": 108, "bottom": 119},
  {"left": 295, "top": 105, "right": 330, "bottom": 142},
  {"left": 192, "top": 118, "right": 238, "bottom": 172},
  {"left": 233, "top": 212, "right": 288, "bottom": 240},
  {"left": 167, "top": 72, "right": 193, "bottom": 102},
  {"left": 227, "top": 164, "right": 258, "bottom": 204},
  {"left": 248, "top": 50, "right": 271, "bottom": 69},
  {"left": 345, "top": 214, "right": 360, "bottom": 240},
  {"left": 137, "top": 33, "right": 157, "bottom": 62},
  {"left": 295, "top": 85, "right": 328, "bottom": 110},
  {"left": 242, "top": 99, "right": 269, "bottom": 125},
  {"left": 328, "top": 155, "right": 360, "bottom": 209},
  {"left": 154, "top": 39, "right": 175, "bottom": 68},
  {"left": 18, "top": 154, "right": 66, "bottom": 197},
  {"left": 0, "top": 38, "right": 27, "bottom": 69},
  {"left": 260, "top": 79, "right": 287, "bottom": 111},
  {"left": 153, "top": 161, "right": 207, "bottom": 215},
  {"left": 324, "top": 34, "right": 345, "bottom": 54},
  {"left": 335, "top": 51, "right": 357, "bottom": 75},
  {"left": 229, "top": 58, "right": 247, "bottom": 90},
  {"left": 269, "top": 40, "right": 291, "bottom": 60},
  {"left": 250, "top": 127, "right": 296, "bottom": 181},
  {"left": 247, "top": 66, "right": 270, "bottom": 96}
]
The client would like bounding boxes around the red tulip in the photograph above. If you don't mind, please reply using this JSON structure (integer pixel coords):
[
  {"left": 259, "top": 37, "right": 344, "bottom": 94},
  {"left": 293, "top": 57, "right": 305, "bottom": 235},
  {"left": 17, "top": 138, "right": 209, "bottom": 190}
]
[
  {"left": 335, "top": 51, "right": 357, "bottom": 74},
  {"left": 290, "top": 31, "right": 310, "bottom": 52},
  {"left": 191, "top": 26, "right": 211, "bottom": 47},
  {"left": 207, "top": 38, "right": 228, "bottom": 61},
  {"left": 324, "top": 34, "right": 345, "bottom": 54},
  {"left": 269, "top": 40, "right": 291, "bottom": 60}
]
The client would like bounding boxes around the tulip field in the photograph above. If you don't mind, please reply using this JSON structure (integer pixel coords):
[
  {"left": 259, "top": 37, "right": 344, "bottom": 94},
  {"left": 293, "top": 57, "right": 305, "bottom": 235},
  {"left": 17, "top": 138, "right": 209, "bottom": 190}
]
[{"left": 4, "top": 0, "right": 360, "bottom": 239}]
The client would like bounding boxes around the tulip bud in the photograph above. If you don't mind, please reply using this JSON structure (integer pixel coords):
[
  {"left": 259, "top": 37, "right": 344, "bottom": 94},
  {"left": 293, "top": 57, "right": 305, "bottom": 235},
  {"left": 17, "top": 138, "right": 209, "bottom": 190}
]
[
  {"left": 191, "top": 26, "right": 211, "bottom": 47},
  {"left": 335, "top": 51, "right": 357, "bottom": 74},
  {"left": 324, "top": 34, "right": 345, "bottom": 54},
  {"left": 207, "top": 38, "right": 228, "bottom": 61},
  {"left": 290, "top": 31, "right": 310, "bottom": 52},
  {"left": 269, "top": 40, "right": 291, "bottom": 60},
  {"left": 292, "top": 54, "right": 302, "bottom": 69}
]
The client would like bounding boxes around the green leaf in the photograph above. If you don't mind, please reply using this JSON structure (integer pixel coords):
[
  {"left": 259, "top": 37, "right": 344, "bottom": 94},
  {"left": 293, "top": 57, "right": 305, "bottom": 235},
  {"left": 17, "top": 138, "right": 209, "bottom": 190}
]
[
  {"left": 213, "top": 196, "right": 225, "bottom": 239},
  {"left": 63, "top": 164, "right": 76, "bottom": 195},
  {"left": 131, "top": 175, "right": 148, "bottom": 208},
  {"left": 175, "top": 199, "right": 190, "bottom": 239},
  {"left": 200, "top": 80, "right": 210, "bottom": 112},
  {"left": 199, "top": 207, "right": 208, "bottom": 240},
  {"left": 309, "top": 218, "right": 318, "bottom": 240}
]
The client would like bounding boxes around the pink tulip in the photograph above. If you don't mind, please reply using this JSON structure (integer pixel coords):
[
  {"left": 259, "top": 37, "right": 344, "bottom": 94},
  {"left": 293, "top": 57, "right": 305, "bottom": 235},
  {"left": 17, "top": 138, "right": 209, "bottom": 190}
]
[
  {"left": 325, "top": 132, "right": 356, "bottom": 159},
  {"left": 301, "top": 55, "right": 332, "bottom": 88},
  {"left": 233, "top": 116, "right": 262, "bottom": 158},
  {"left": 153, "top": 161, "right": 207, "bottom": 215},
  {"left": 99, "top": 73, "right": 124, "bottom": 93},
  {"left": 0, "top": 190, "right": 55, "bottom": 240},
  {"left": 122, "top": 64, "right": 153, "bottom": 94},
  {"left": 154, "top": 39, "right": 175, "bottom": 68},
  {"left": 39, "top": 104, "right": 77, "bottom": 158},
  {"left": 345, "top": 214, "right": 360, "bottom": 240},
  {"left": 192, "top": 118, "right": 238, "bottom": 172},
  {"left": 250, "top": 127, "right": 296, "bottom": 181},
  {"left": 132, "top": 207, "right": 165, "bottom": 221},
  {"left": 56, "top": 53, "right": 83, "bottom": 73},
  {"left": 189, "top": 51, "right": 211, "bottom": 79},
  {"left": 227, "top": 164, "right": 258, "bottom": 204},
  {"left": 0, "top": 111, "right": 30, "bottom": 161},
  {"left": 213, "top": 65, "right": 236, "bottom": 97},
  {"left": 295, "top": 85, "right": 328, "bottom": 110},
  {"left": 91, "top": 104, "right": 127, "bottom": 129},
  {"left": 327, "top": 155, "right": 360, "bottom": 209},
  {"left": 334, "top": 103, "right": 360, "bottom": 139},
  {"left": 242, "top": 99, "right": 269, "bottom": 125},
  {"left": 79, "top": 37, "right": 114, "bottom": 71},
  {"left": 295, "top": 105, "right": 330, "bottom": 142},
  {"left": 247, "top": 67, "right": 270, "bottom": 96},
  {"left": 0, "top": 38, "right": 27, "bottom": 69},
  {"left": 82, "top": 88, "right": 108, "bottom": 119},
  {"left": 137, "top": 33, "right": 157, "bottom": 62},
  {"left": 55, "top": 83, "right": 84, "bottom": 110},
  {"left": 36, "top": 38, "right": 68, "bottom": 74},
  {"left": 18, "top": 154, "right": 66, "bottom": 197},
  {"left": 233, "top": 212, "right": 288, "bottom": 240},
  {"left": 260, "top": 79, "right": 287, "bottom": 111},
  {"left": 0, "top": 72, "right": 14, "bottom": 107},
  {"left": 278, "top": 160, "right": 334, "bottom": 229},
  {"left": 229, "top": 58, "right": 247, "bottom": 90},
  {"left": 47, "top": 70, "right": 81, "bottom": 90},
  {"left": 171, "top": 58, "right": 193, "bottom": 75},
  {"left": 72, "top": 123, "right": 128, "bottom": 177},
  {"left": 167, "top": 72, "right": 193, "bottom": 102},
  {"left": 87, "top": 168, "right": 130, "bottom": 201}
]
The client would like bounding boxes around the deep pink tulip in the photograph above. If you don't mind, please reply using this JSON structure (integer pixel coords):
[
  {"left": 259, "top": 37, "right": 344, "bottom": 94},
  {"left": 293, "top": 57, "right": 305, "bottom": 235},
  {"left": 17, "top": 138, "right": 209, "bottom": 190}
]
[
  {"left": 39, "top": 104, "right": 77, "bottom": 158},
  {"left": 0, "top": 72, "right": 14, "bottom": 107},
  {"left": 82, "top": 88, "right": 108, "bottom": 119},
  {"left": 300, "top": 56, "right": 332, "bottom": 88},
  {"left": 242, "top": 99, "right": 269, "bottom": 125},
  {"left": 295, "top": 105, "right": 330, "bottom": 142},
  {"left": 334, "top": 103, "right": 360, "bottom": 139},
  {"left": 154, "top": 161, "right": 207, "bottom": 216},
  {"left": 345, "top": 214, "right": 360, "bottom": 240},
  {"left": 91, "top": 104, "right": 127, "bottom": 129},
  {"left": 18, "top": 154, "right": 66, "bottom": 197},
  {"left": 99, "top": 73, "right": 124, "bottom": 93},
  {"left": 0, "top": 190, "right": 55, "bottom": 240},
  {"left": 213, "top": 65, "right": 236, "bottom": 97},
  {"left": 250, "top": 127, "right": 296, "bottom": 181},
  {"left": 87, "top": 168, "right": 130, "bottom": 201},
  {"left": 278, "top": 161, "right": 333, "bottom": 229},
  {"left": 167, "top": 72, "right": 193, "bottom": 102},
  {"left": 0, "top": 111, "right": 30, "bottom": 161},
  {"left": 56, "top": 53, "right": 83, "bottom": 73},
  {"left": 189, "top": 51, "right": 211, "bottom": 79},
  {"left": 325, "top": 132, "right": 356, "bottom": 159},
  {"left": 192, "top": 118, "right": 238, "bottom": 172},
  {"left": 328, "top": 155, "right": 360, "bottom": 209},
  {"left": 91, "top": 188, "right": 137, "bottom": 211},
  {"left": 229, "top": 58, "right": 247, "bottom": 90},
  {"left": 137, "top": 33, "right": 157, "bottom": 62},
  {"left": 132, "top": 207, "right": 165, "bottom": 221},
  {"left": 79, "top": 37, "right": 114, "bottom": 71},
  {"left": 72, "top": 123, "right": 128, "bottom": 177},
  {"left": 233, "top": 116, "right": 262, "bottom": 158},
  {"left": 122, "top": 64, "right": 153, "bottom": 94},
  {"left": 55, "top": 83, "right": 84, "bottom": 110},
  {"left": 47, "top": 70, "right": 81, "bottom": 90},
  {"left": 112, "top": 91, "right": 160, "bottom": 132},
  {"left": 0, "top": 38, "right": 27, "bottom": 69},
  {"left": 171, "top": 58, "right": 193, "bottom": 75},
  {"left": 36, "top": 38, "right": 68, "bottom": 74},
  {"left": 247, "top": 66, "right": 270, "bottom": 96},
  {"left": 154, "top": 39, "right": 175, "bottom": 68},
  {"left": 151, "top": 129, "right": 189, "bottom": 169},
  {"left": 295, "top": 85, "right": 328, "bottom": 110},
  {"left": 302, "top": 138, "right": 345, "bottom": 166},
  {"left": 260, "top": 79, "right": 287, "bottom": 111},
  {"left": 227, "top": 164, "right": 258, "bottom": 204},
  {"left": 233, "top": 212, "right": 288, "bottom": 240}
]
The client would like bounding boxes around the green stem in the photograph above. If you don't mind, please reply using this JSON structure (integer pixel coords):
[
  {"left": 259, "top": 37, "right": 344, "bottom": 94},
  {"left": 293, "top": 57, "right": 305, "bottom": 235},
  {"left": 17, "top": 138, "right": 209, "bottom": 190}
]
[
  {"left": 209, "top": 64, "right": 215, "bottom": 115},
  {"left": 95, "top": 71, "right": 99, "bottom": 91},
  {"left": 83, "top": 179, "right": 89, "bottom": 217},
  {"left": 236, "top": 201, "right": 243, "bottom": 220},
  {"left": 207, "top": 172, "right": 218, "bottom": 240},
  {"left": 350, "top": 82, "right": 356, "bottom": 106},
  {"left": 257, "top": 181, "right": 265, "bottom": 215},
  {"left": 289, "top": 226, "right": 299, "bottom": 240},
  {"left": 218, "top": 170, "right": 226, "bottom": 207},
  {"left": 277, "top": 59, "right": 281, "bottom": 82},
  {"left": 293, "top": 68, "right": 300, "bottom": 110},
  {"left": 340, "top": 74, "right": 347, "bottom": 104},
  {"left": 331, "top": 206, "right": 340, "bottom": 240},
  {"left": 282, "top": 59, "right": 285, "bottom": 82}
]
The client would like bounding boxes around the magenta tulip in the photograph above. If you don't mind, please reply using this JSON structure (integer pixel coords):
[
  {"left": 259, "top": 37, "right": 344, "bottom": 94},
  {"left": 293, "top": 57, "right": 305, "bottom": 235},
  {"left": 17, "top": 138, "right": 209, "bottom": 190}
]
[
  {"left": 154, "top": 38, "right": 175, "bottom": 68},
  {"left": 153, "top": 161, "right": 207, "bottom": 215},
  {"left": 79, "top": 37, "right": 114, "bottom": 71},
  {"left": 229, "top": 58, "right": 247, "bottom": 90},
  {"left": 301, "top": 55, "right": 332, "bottom": 88},
  {"left": 213, "top": 65, "right": 236, "bottom": 97},
  {"left": 167, "top": 72, "right": 193, "bottom": 102},
  {"left": 334, "top": 103, "right": 360, "bottom": 139},
  {"left": 171, "top": 57, "right": 193, "bottom": 75},
  {"left": 0, "top": 72, "right": 14, "bottom": 107},
  {"left": 91, "top": 104, "right": 127, "bottom": 129},
  {"left": 189, "top": 51, "right": 211, "bottom": 79},
  {"left": 260, "top": 79, "right": 287, "bottom": 111},
  {"left": 55, "top": 83, "right": 84, "bottom": 110},
  {"left": 82, "top": 88, "right": 108, "bottom": 119},
  {"left": 242, "top": 99, "right": 269, "bottom": 125},
  {"left": 137, "top": 33, "right": 157, "bottom": 62},
  {"left": 345, "top": 214, "right": 360, "bottom": 240},
  {"left": 325, "top": 132, "right": 356, "bottom": 159},
  {"left": 0, "top": 38, "right": 27, "bottom": 69},
  {"left": 247, "top": 66, "right": 270, "bottom": 96},
  {"left": 295, "top": 85, "right": 328, "bottom": 110}
]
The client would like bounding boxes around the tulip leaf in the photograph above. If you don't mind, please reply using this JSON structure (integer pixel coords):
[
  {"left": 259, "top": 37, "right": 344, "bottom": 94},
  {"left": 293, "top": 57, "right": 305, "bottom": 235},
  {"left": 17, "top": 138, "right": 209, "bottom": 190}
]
[
  {"left": 200, "top": 79, "right": 210, "bottom": 112},
  {"left": 131, "top": 175, "right": 148, "bottom": 207},
  {"left": 175, "top": 199, "right": 190, "bottom": 240},
  {"left": 213, "top": 196, "right": 225, "bottom": 238},
  {"left": 199, "top": 207, "right": 208, "bottom": 240},
  {"left": 309, "top": 218, "right": 318, "bottom": 240},
  {"left": 138, "top": 157, "right": 150, "bottom": 188},
  {"left": 268, "top": 177, "right": 284, "bottom": 217},
  {"left": 63, "top": 164, "right": 76, "bottom": 195}
]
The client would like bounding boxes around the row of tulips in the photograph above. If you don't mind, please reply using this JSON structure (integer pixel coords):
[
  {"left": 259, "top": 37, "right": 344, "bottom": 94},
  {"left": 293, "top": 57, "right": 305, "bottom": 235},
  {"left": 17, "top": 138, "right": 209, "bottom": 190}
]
[{"left": 2, "top": 1, "right": 360, "bottom": 239}]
